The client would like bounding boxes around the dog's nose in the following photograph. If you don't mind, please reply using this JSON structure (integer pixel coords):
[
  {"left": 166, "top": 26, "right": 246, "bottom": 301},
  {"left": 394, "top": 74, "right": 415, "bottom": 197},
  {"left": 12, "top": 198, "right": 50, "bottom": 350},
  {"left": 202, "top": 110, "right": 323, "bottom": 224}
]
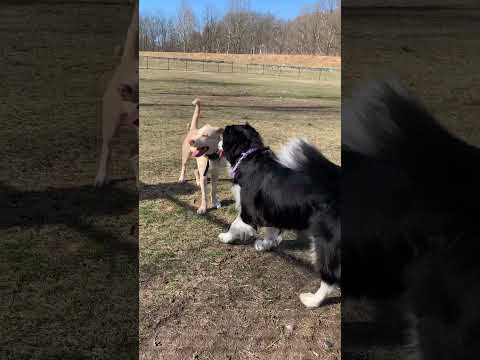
[{"left": 189, "top": 139, "right": 195, "bottom": 146}]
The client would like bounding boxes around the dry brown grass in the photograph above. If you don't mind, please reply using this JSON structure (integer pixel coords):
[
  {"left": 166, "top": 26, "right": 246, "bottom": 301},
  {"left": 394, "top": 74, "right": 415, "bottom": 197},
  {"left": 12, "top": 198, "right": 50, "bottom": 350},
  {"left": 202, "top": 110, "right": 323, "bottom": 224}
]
[{"left": 141, "top": 51, "right": 341, "bottom": 69}]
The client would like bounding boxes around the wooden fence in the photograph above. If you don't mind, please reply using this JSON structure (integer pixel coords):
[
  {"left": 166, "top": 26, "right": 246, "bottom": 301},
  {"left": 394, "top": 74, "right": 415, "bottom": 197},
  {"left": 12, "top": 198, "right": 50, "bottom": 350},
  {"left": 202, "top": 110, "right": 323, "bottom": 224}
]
[{"left": 139, "top": 55, "right": 340, "bottom": 81}]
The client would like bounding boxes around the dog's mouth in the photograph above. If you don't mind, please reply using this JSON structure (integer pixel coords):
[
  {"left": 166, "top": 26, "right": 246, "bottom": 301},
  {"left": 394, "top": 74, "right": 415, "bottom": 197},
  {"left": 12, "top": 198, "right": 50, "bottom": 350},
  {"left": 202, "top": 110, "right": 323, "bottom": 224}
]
[{"left": 191, "top": 146, "right": 209, "bottom": 157}]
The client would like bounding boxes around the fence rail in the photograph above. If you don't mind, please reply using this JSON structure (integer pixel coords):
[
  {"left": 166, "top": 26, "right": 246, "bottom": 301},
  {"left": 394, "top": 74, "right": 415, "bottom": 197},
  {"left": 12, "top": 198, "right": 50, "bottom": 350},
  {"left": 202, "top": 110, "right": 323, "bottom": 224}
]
[{"left": 139, "top": 55, "right": 340, "bottom": 81}]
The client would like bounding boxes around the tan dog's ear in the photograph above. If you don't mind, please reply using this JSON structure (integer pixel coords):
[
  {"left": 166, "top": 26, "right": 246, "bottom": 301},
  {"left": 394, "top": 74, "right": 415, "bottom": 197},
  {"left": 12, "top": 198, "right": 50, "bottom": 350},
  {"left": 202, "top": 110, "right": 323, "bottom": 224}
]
[{"left": 216, "top": 128, "right": 224, "bottom": 135}]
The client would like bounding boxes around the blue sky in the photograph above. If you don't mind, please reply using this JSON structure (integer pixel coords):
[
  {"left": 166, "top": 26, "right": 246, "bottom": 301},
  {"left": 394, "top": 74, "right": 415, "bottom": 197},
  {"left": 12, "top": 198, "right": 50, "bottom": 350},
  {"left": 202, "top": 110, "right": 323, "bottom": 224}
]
[{"left": 140, "top": 0, "right": 325, "bottom": 21}]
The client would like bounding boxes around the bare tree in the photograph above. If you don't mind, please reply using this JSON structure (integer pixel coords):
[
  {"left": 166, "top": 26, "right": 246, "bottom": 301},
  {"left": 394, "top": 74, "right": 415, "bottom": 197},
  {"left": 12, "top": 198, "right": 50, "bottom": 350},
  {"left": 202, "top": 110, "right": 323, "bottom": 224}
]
[
  {"left": 138, "top": 0, "right": 340, "bottom": 56},
  {"left": 201, "top": 5, "right": 221, "bottom": 53},
  {"left": 176, "top": 0, "right": 196, "bottom": 52}
]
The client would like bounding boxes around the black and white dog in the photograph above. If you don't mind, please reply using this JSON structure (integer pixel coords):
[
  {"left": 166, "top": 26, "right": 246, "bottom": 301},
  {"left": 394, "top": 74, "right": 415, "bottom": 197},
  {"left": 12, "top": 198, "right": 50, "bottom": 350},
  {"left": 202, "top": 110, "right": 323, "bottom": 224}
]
[
  {"left": 218, "top": 124, "right": 340, "bottom": 308},
  {"left": 343, "top": 81, "right": 480, "bottom": 358}
]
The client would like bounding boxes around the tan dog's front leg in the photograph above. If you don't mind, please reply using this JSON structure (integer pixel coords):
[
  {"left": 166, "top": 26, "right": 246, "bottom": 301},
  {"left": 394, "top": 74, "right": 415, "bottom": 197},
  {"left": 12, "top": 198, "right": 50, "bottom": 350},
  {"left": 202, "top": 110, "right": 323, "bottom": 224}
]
[
  {"left": 194, "top": 169, "right": 200, "bottom": 187},
  {"left": 198, "top": 172, "right": 208, "bottom": 214},
  {"left": 210, "top": 163, "right": 221, "bottom": 209},
  {"left": 196, "top": 157, "right": 209, "bottom": 214}
]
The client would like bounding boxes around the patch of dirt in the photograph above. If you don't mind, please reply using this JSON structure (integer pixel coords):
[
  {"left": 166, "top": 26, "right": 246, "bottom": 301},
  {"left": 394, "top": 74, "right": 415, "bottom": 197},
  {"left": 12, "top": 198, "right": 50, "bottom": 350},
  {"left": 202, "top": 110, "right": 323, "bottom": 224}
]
[{"left": 141, "top": 246, "right": 341, "bottom": 360}]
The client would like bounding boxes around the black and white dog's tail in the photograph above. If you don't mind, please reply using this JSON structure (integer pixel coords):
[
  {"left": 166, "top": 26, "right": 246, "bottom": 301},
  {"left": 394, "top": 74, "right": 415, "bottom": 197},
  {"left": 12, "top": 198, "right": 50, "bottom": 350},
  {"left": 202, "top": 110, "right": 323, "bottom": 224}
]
[
  {"left": 343, "top": 81, "right": 480, "bottom": 192},
  {"left": 277, "top": 138, "right": 340, "bottom": 187}
]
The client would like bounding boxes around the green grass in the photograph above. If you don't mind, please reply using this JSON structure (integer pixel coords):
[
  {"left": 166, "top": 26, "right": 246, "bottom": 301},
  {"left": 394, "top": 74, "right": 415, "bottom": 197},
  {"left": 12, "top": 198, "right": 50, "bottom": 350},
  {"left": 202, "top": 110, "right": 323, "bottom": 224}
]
[{"left": 142, "top": 69, "right": 340, "bottom": 101}]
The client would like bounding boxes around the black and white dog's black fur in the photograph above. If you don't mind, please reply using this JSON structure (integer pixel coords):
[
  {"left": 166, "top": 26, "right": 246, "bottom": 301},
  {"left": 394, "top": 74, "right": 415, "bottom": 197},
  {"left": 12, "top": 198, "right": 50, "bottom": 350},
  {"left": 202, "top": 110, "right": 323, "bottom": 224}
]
[
  {"left": 218, "top": 124, "right": 340, "bottom": 308},
  {"left": 343, "top": 81, "right": 480, "bottom": 359}
]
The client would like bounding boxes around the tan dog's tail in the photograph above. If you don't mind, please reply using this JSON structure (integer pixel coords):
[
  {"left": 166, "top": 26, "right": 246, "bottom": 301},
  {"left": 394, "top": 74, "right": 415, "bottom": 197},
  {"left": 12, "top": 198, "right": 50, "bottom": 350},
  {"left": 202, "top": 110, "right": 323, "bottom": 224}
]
[{"left": 190, "top": 98, "right": 201, "bottom": 130}]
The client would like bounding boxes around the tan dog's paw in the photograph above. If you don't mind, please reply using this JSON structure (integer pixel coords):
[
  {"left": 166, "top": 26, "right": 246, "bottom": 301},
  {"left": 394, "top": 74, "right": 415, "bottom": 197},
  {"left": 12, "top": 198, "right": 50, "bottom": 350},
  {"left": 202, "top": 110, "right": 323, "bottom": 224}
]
[
  {"left": 178, "top": 177, "right": 186, "bottom": 184},
  {"left": 197, "top": 207, "right": 207, "bottom": 215},
  {"left": 192, "top": 98, "right": 201, "bottom": 106}
]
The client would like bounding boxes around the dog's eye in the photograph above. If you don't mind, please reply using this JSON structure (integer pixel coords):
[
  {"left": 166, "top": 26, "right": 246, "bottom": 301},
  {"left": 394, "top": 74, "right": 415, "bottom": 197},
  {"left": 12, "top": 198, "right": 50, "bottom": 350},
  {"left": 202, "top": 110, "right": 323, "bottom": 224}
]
[{"left": 202, "top": 134, "right": 208, "bottom": 137}]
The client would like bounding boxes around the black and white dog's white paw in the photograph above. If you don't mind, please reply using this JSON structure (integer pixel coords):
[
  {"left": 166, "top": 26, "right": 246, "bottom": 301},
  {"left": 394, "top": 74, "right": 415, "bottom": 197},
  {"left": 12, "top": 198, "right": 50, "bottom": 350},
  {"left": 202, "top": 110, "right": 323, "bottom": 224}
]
[
  {"left": 254, "top": 228, "right": 282, "bottom": 251},
  {"left": 213, "top": 199, "right": 222, "bottom": 209},
  {"left": 254, "top": 235, "right": 282, "bottom": 251},
  {"left": 299, "top": 292, "right": 322, "bottom": 308},
  {"left": 218, "top": 232, "right": 234, "bottom": 244}
]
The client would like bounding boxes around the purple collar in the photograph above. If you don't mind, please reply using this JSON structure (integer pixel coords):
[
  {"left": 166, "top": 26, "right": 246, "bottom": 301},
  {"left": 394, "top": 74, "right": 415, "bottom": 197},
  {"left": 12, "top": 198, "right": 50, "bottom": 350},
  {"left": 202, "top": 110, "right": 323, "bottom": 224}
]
[{"left": 229, "top": 148, "right": 265, "bottom": 178}]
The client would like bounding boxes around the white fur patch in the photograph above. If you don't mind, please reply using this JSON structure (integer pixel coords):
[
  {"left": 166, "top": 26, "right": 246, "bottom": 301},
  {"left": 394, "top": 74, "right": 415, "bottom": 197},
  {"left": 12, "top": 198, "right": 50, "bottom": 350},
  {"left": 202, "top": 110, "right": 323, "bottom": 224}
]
[
  {"left": 218, "top": 185, "right": 256, "bottom": 243},
  {"left": 219, "top": 215, "right": 255, "bottom": 243},
  {"left": 299, "top": 281, "right": 334, "bottom": 308},
  {"left": 254, "top": 227, "right": 282, "bottom": 251},
  {"left": 277, "top": 138, "right": 309, "bottom": 170}
]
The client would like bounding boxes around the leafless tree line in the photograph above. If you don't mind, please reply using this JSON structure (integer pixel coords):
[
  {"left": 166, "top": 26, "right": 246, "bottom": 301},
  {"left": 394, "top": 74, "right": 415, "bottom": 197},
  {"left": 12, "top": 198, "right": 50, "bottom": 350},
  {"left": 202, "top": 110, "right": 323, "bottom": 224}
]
[{"left": 140, "top": 0, "right": 340, "bottom": 56}]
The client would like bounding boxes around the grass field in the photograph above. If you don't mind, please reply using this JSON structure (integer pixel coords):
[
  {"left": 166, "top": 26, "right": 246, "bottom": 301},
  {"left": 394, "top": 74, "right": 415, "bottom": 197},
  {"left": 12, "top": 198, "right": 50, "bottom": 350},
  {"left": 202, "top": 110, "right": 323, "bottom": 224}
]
[{"left": 139, "top": 69, "right": 341, "bottom": 359}]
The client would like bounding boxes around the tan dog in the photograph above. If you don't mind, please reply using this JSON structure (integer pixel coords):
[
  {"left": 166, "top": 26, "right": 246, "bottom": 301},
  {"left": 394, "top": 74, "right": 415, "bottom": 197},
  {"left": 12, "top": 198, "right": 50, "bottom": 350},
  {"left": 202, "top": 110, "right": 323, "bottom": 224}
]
[
  {"left": 179, "top": 99, "right": 224, "bottom": 214},
  {"left": 95, "top": 2, "right": 139, "bottom": 188}
]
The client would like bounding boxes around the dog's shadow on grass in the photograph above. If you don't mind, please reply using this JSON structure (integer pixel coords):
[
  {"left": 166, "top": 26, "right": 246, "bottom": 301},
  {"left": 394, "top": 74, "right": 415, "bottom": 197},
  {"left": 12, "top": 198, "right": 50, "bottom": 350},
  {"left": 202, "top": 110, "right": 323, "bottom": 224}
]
[
  {"left": 140, "top": 181, "right": 197, "bottom": 201},
  {"left": 140, "top": 180, "right": 236, "bottom": 210},
  {"left": 140, "top": 178, "right": 234, "bottom": 201},
  {"left": 140, "top": 180, "right": 234, "bottom": 229},
  {"left": 1, "top": 180, "right": 138, "bottom": 255}
]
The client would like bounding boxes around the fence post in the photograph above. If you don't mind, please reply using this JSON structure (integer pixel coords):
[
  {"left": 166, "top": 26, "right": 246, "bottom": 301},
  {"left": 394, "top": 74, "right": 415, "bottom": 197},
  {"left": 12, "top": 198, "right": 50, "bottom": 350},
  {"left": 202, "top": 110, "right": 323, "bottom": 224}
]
[
  {"left": 217, "top": 62, "right": 220, "bottom": 73},
  {"left": 203, "top": 61, "right": 205, "bottom": 72},
  {"left": 263, "top": 64, "right": 265, "bottom": 74},
  {"left": 146, "top": 56, "right": 149, "bottom": 69}
]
